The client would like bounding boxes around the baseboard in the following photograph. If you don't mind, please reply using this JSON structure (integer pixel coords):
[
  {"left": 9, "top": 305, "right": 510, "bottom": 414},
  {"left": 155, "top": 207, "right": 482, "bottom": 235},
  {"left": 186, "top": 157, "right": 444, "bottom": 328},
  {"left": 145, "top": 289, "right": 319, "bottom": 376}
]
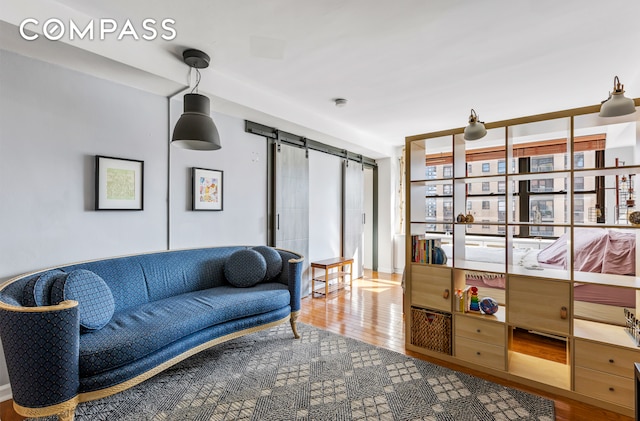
[
  {"left": 0, "top": 383, "right": 12, "bottom": 403},
  {"left": 376, "top": 266, "right": 393, "bottom": 274}
]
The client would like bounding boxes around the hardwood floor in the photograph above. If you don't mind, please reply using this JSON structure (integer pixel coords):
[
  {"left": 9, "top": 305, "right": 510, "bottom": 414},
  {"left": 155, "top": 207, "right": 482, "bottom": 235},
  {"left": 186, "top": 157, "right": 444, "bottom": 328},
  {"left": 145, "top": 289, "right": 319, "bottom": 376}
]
[
  {"left": 0, "top": 270, "right": 633, "bottom": 420},
  {"left": 299, "top": 270, "right": 633, "bottom": 421}
]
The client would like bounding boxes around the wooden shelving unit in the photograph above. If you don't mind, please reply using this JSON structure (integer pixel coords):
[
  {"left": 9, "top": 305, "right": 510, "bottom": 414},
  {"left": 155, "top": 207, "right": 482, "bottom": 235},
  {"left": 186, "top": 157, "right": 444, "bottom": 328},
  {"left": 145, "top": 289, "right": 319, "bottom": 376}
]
[{"left": 405, "top": 99, "right": 640, "bottom": 417}]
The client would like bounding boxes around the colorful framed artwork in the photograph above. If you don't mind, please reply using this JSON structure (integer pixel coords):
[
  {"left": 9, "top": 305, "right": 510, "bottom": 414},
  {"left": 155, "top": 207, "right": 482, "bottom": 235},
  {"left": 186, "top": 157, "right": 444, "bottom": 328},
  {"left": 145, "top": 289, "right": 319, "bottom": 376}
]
[
  {"left": 95, "top": 155, "right": 144, "bottom": 210},
  {"left": 192, "top": 167, "right": 223, "bottom": 211}
]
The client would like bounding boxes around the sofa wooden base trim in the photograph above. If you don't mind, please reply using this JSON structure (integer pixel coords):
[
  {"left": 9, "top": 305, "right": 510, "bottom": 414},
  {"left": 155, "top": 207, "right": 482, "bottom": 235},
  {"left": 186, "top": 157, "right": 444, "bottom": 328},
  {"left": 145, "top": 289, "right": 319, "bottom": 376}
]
[
  {"left": 290, "top": 310, "right": 301, "bottom": 339},
  {"left": 14, "top": 396, "right": 79, "bottom": 420}
]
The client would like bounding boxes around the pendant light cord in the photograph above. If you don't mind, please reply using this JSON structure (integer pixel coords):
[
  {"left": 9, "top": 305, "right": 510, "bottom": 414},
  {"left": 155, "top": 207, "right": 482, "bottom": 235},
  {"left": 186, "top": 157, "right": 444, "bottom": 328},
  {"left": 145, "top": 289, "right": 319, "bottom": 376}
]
[{"left": 189, "top": 67, "right": 202, "bottom": 94}]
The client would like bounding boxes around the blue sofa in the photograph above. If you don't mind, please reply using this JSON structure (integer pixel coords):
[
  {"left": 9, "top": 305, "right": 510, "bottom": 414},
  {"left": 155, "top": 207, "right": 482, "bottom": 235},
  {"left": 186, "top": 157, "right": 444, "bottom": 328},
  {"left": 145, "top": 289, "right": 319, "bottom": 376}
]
[{"left": 0, "top": 246, "right": 303, "bottom": 421}]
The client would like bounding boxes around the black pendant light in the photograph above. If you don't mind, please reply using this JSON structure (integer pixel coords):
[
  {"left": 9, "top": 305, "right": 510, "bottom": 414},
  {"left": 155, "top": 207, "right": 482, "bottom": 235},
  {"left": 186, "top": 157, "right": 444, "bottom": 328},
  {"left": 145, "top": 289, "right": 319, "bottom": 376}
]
[{"left": 172, "top": 49, "right": 221, "bottom": 150}]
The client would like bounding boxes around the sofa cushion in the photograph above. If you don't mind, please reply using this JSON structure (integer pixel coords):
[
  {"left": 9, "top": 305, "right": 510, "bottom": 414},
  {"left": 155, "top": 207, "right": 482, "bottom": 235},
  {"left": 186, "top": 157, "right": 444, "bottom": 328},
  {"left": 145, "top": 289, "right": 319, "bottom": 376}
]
[
  {"left": 78, "top": 283, "right": 290, "bottom": 377},
  {"left": 50, "top": 269, "right": 115, "bottom": 331},
  {"left": 252, "top": 246, "right": 283, "bottom": 281},
  {"left": 224, "top": 249, "right": 267, "bottom": 287},
  {"left": 22, "top": 270, "right": 65, "bottom": 307}
]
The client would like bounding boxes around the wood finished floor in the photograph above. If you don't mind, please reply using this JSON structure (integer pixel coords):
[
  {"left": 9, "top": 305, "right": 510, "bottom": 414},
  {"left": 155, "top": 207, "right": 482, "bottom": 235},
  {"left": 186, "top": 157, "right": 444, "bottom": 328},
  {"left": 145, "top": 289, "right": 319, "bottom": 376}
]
[
  {"left": 0, "top": 270, "right": 633, "bottom": 421},
  {"left": 299, "top": 270, "right": 633, "bottom": 421}
]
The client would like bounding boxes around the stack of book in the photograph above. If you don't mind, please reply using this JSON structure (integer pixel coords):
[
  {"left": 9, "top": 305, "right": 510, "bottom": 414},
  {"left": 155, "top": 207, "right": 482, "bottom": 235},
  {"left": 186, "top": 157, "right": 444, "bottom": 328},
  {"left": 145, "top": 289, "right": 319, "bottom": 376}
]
[{"left": 411, "top": 235, "right": 441, "bottom": 264}]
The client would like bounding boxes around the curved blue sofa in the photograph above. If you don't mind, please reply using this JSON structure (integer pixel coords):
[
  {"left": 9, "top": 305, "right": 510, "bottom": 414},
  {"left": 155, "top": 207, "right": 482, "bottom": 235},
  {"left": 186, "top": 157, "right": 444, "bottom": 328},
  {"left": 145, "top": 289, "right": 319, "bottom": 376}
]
[{"left": 0, "top": 246, "right": 303, "bottom": 421}]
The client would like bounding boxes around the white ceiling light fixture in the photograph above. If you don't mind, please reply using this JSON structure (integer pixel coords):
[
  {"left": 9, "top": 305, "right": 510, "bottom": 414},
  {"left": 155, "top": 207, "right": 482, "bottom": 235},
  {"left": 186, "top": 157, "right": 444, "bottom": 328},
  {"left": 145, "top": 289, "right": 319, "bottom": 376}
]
[
  {"left": 171, "top": 49, "right": 221, "bottom": 150},
  {"left": 463, "top": 109, "right": 487, "bottom": 141},
  {"left": 334, "top": 98, "right": 348, "bottom": 108},
  {"left": 599, "top": 76, "right": 636, "bottom": 118}
]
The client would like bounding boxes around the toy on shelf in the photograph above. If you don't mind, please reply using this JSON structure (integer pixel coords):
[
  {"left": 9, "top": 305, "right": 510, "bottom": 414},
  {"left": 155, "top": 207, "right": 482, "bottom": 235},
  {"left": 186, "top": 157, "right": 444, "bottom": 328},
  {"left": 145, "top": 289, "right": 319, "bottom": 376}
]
[
  {"left": 469, "top": 286, "right": 480, "bottom": 312},
  {"left": 479, "top": 297, "right": 499, "bottom": 315}
]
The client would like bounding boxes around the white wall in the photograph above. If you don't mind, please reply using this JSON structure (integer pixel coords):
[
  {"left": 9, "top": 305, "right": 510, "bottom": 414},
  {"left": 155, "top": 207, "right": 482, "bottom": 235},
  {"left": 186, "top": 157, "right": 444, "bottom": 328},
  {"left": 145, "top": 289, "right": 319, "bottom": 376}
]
[
  {"left": 363, "top": 167, "right": 373, "bottom": 269},
  {"left": 308, "top": 150, "right": 342, "bottom": 263},
  {"left": 169, "top": 99, "right": 268, "bottom": 248},
  {"left": 376, "top": 157, "right": 395, "bottom": 274}
]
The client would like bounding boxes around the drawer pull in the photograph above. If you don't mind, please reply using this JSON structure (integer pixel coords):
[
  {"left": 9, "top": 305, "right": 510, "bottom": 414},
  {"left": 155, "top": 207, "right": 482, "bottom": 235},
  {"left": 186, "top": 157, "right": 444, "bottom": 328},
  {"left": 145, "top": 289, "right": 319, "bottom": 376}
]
[
  {"left": 560, "top": 306, "right": 567, "bottom": 319},
  {"left": 608, "top": 359, "right": 614, "bottom": 363},
  {"left": 476, "top": 351, "right": 481, "bottom": 356},
  {"left": 443, "top": 289, "right": 450, "bottom": 299},
  {"left": 609, "top": 387, "right": 615, "bottom": 392},
  {"left": 476, "top": 329, "right": 481, "bottom": 333}
]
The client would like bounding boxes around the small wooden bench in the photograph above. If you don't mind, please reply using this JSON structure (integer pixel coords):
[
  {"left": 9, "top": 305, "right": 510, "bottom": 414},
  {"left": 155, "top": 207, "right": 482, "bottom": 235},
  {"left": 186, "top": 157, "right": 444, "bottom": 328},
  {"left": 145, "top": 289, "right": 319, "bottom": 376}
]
[{"left": 311, "top": 257, "right": 353, "bottom": 298}]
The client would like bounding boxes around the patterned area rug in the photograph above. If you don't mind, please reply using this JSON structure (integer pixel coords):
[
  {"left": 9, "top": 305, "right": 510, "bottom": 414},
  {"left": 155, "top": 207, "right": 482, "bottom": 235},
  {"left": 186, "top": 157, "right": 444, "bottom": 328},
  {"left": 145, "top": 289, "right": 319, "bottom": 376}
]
[{"left": 32, "top": 323, "right": 554, "bottom": 420}]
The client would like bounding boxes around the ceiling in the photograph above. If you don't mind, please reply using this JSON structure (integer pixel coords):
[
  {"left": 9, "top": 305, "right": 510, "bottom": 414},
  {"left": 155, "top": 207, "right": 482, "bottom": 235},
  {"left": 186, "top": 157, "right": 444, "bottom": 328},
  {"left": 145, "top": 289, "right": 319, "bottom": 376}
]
[{"left": 1, "top": 0, "right": 639, "bottom": 159}]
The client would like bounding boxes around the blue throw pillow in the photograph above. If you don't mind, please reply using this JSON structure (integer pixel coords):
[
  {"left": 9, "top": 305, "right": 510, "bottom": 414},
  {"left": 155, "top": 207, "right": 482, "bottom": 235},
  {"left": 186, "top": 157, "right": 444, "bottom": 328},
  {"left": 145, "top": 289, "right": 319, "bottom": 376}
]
[
  {"left": 224, "top": 249, "right": 267, "bottom": 288},
  {"left": 252, "top": 246, "right": 283, "bottom": 281},
  {"left": 22, "top": 269, "right": 65, "bottom": 307},
  {"left": 50, "top": 269, "right": 115, "bottom": 331}
]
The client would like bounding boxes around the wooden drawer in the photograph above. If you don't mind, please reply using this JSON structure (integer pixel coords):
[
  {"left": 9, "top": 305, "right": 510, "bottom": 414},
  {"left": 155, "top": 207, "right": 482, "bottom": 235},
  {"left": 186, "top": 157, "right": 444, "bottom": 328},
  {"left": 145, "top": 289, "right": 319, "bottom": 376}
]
[
  {"left": 508, "top": 276, "right": 570, "bottom": 335},
  {"left": 575, "top": 339, "right": 639, "bottom": 379},
  {"left": 411, "top": 265, "right": 451, "bottom": 312},
  {"left": 574, "top": 366, "right": 633, "bottom": 408},
  {"left": 455, "top": 315, "right": 506, "bottom": 347},
  {"left": 455, "top": 336, "right": 506, "bottom": 371}
]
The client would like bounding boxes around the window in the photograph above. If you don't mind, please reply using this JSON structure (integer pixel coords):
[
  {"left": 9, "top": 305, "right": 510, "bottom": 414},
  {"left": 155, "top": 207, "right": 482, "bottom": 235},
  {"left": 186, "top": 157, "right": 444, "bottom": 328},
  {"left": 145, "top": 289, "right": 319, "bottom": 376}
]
[
  {"left": 482, "top": 220, "right": 490, "bottom": 229},
  {"left": 482, "top": 163, "right": 490, "bottom": 172},
  {"left": 574, "top": 177, "right": 584, "bottom": 191},
  {"left": 467, "top": 164, "right": 472, "bottom": 174},
  {"left": 498, "top": 181, "right": 506, "bottom": 193},
  {"left": 443, "top": 201, "right": 453, "bottom": 219},
  {"left": 426, "top": 185, "right": 437, "bottom": 196},
  {"left": 426, "top": 198, "right": 437, "bottom": 219},
  {"left": 531, "top": 156, "right": 554, "bottom": 172},
  {"left": 574, "top": 198, "right": 585, "bottom": 223},
  {"left": 530, "top": 179, "right": 554, "bottom": 192},
  {"left": 426, "top": 166, "right": 437, "bottom": 179},
  {"left": 498, "top": 160, "right": 506, "bottom": 174},
  {"left": 443, "top": 166, "right": 452, "bottom": 178},
  {"left": 498, "top": 199, "right": 506, "bottom": 223},
  {"left": 443, "top": 184, "right": 453, "bottom": 195},
  {"left": 531, "top": 199, "right": 554, "bottom": 222},
  {"left": 467, "top": 201, "right": 472, "bottom": 211},
  {"left": 482, "top": 201, "right": 490, "bottom": 210},
  {"left": 482, "top": 182, "right": 490, "bottom": 191}
]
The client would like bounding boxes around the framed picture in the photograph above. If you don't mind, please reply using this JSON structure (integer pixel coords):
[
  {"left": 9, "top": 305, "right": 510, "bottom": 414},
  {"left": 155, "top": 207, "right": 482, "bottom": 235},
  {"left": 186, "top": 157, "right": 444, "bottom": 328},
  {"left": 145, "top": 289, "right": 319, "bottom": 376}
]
[
  {"left": 95, "top": 155, "right": 144, "bottom": 210},
  {"left": 192, "top": 167, "right": 223, "bottom": 211}
]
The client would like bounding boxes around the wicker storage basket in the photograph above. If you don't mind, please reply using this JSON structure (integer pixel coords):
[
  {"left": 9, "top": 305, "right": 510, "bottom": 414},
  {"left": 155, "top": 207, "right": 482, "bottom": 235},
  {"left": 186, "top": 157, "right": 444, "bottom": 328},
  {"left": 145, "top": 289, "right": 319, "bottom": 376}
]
[{"left": 411, "top": 307, "right": 452, "bottom": 355}]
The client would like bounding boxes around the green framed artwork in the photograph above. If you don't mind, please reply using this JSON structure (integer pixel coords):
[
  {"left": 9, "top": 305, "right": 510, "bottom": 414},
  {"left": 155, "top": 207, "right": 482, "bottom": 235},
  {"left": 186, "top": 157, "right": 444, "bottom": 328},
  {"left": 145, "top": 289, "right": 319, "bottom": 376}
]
[{"left": 95, "top": 155, "right": 144, "bottom": 210}]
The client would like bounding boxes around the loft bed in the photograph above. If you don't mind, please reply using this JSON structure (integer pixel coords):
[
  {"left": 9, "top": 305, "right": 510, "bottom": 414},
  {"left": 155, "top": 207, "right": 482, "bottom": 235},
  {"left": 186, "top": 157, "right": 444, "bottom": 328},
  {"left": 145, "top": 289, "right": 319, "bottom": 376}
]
[{"left": 441, "top": 228, "right": 636, "bottom": 326}]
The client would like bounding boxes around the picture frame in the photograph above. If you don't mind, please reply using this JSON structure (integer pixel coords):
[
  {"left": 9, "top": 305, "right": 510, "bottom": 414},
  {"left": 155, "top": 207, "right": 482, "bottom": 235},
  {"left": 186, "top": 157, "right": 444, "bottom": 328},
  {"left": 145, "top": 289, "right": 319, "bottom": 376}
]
[
  {"left": 192, "top": 167, "right": 223, "bottom": 211},
  {"left": 95, "top": 155, "right": 144, "bottom": 210}
]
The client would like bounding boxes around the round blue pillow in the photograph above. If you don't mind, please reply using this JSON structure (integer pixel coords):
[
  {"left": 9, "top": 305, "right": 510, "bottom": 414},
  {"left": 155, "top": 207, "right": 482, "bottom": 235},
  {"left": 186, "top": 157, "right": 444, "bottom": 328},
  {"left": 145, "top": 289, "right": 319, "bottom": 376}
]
[
  {"left": 22, "top": 269, "right": 65, "bottom": 307},
  {"left": 224, "top": 249, "right": 267, "bottom": 288},
  {"left": 252, "top": 246, "right": 283, "bottom": 281},
  {"left": 50, "top": 269, "right": 115, "bottom": 331}
]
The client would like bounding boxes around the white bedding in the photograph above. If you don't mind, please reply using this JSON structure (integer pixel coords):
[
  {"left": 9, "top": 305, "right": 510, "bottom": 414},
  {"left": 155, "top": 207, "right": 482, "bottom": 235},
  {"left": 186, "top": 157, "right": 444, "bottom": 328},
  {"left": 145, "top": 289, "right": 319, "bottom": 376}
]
[{"left": 440, "top": 244, "right": 541, "bottom": 269}]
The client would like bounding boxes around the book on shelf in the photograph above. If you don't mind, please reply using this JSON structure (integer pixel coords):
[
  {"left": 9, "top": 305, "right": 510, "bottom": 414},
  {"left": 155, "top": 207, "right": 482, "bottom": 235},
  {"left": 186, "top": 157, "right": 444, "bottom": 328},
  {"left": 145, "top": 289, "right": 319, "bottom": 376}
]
[
  {"left": 455, "top": 286, "right": 472, "bottom": 312},
  {"left": 411, "top": 235, "right": 441, "bottom": 264}
]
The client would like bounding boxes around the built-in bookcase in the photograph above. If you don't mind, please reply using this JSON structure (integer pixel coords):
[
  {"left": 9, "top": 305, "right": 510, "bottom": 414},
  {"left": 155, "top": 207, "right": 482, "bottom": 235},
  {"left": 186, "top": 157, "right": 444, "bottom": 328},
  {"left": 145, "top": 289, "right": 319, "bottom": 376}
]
[{"left": 405, "top": 99, "right": 640, "bottom": 417}]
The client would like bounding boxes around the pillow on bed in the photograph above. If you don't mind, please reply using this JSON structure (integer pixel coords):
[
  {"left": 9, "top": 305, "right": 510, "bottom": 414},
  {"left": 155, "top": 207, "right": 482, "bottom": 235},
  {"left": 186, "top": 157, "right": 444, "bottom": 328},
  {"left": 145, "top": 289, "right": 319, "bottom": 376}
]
[
  {"left": 22, "top": 269, "right": 65, "bottom": 307},
  {"left": 224, "top": 249, "right": 267, "bottom": 287},
  {"left": 252, "top": 246, "right": 282, "bottom": 281},
  {"left": 50, "top": 269, "right": 115, "bottom": 331}
]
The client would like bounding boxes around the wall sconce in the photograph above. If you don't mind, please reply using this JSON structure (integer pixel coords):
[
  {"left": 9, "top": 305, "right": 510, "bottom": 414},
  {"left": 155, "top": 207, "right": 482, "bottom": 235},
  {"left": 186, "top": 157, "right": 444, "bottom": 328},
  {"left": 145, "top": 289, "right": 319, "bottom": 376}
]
[
  {"left": 599, "top": 76, "right": 636, "bottom": 118},
  {"left": 172, "top": 49, "right": 221, "bottom": 150},
  {"left": 463, "top": 109, "right": 487, "bottom": 141}
]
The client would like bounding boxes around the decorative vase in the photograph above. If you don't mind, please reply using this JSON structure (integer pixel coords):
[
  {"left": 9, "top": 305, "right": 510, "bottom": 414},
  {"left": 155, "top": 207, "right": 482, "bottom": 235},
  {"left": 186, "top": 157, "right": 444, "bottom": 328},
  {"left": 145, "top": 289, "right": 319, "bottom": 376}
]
[
  {"left": 465, "top": 212, "right": 474, "bottom": 223},
  {"left": 457, "top": 213, "right": 466, "bottom": 223}
]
